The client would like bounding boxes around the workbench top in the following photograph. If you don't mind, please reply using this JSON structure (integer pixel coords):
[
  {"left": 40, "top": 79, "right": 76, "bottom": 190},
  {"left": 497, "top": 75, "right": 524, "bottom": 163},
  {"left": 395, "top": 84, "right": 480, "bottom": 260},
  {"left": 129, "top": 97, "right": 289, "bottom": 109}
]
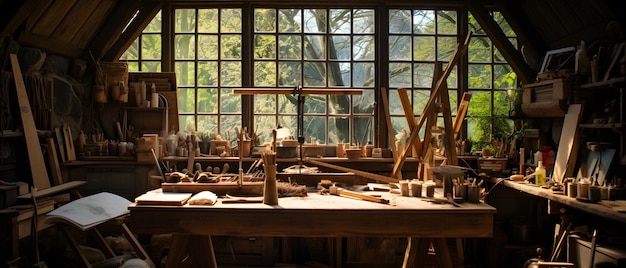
[
  {"left": 487, "top": 177, "right": 626, "bottom": 223},
  {"left": 129, "top": 189, "right": 495, "bottom": 238}
]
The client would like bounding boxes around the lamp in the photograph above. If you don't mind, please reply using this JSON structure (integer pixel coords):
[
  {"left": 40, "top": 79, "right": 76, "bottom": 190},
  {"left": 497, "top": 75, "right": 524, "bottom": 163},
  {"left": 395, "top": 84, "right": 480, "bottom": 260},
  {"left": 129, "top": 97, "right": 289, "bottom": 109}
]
[{"left": 272, "top": 125, "right": 290, "bottom": 153}]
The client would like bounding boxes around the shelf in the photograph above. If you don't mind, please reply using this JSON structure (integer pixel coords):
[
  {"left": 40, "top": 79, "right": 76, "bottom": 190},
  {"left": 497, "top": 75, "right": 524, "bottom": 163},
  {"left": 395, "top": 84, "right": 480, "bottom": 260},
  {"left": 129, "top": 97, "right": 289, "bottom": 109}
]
[
  {"left": 1, "top": 130, "right": 52, "bottom": 138},
  {"left": 575, "top": 76, "right": 625, "bottom": 90},
  {"left": 579, "top": 123, "right": 624, "bottom": 129}
]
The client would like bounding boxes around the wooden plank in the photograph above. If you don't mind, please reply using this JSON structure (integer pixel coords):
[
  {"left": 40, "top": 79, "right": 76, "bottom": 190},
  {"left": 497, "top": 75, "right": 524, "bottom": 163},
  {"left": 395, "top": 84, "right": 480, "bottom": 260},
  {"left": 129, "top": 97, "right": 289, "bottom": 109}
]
[
  {"left": 453, "top": 92, "right": 471, "bottom": 140},
  {"left": 552, "top": 104, "right": 583, "bottom": 183},
  {"left": 70, "top": 0, "right": 116, "bottom": 48},
  {"left": 30, "top": 0, "right": 77, "bottom": 37},
  {"left": 45, "top": 138, "right": 64, "bottom": 186},
  {"left": 392, "top": 32, "right": 472, "bottom": 179},
  {"left": 52, "top": 0, "right": 100, "bottom": 43},
  {"left": 24, "top": 0, "right": 54, "bottom": 31},
  {"left": 55, "top": 127, "right": 67, "bottom": 162},
  {"left": 63, "top": 125, "right": 76, "bottom": 161},
  {"left": 16, "top": 181, "right": 86, "bottom": 200},
  {"left": 234, "top": 88, "right": 362, "bottom": 95},
  {"left": 398, "top": 88, "right": 422, "bottom": 159},
  {"left": 18, "top": 31, "right": 84, "bottom": 58},
  {"left": 10, "top": 53, "right": 51, "bottom": 190},
  {"left": 438, "top": 71, "right": 458, "bottom": 166},
  {"left": 380, "top": 87, "right": 399, "bottom": 166},
  {"left": 603, "top": 42, "right": 625, "bottom": 81},
  {"left": 305, "top": 158, "right": 399, "bottom": 184}
]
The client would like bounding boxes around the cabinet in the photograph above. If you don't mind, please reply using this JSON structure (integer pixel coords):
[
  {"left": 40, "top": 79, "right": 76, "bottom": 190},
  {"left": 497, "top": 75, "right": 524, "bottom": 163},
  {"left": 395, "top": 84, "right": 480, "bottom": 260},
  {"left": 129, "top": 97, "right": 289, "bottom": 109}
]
[
  {"left": 574, "top": 76, "right": 625, "bottom": 180},
  {"left": 123, "top": 107, "right": 168, "bottom": 138}
]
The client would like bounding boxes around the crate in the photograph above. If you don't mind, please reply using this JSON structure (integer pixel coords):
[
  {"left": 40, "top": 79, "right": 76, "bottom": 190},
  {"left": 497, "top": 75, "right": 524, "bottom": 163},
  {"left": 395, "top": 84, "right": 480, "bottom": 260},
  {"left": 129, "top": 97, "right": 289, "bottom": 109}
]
[
  {"left": 478, "top": 157, "right": 508, "bottom": 176},
  {"left": 521, "top": 78, "right": 568, "bottom": 117}
]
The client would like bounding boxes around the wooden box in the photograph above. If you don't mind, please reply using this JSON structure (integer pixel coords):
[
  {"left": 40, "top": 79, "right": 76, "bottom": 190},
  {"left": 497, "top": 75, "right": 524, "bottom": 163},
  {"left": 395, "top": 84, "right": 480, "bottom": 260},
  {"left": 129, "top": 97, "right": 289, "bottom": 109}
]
[
  {"left": 478, "top": 157, "right": 508, "bottom": 176},
  {"left": 521, "top": 78, "right": 568, "bottom": 117}
]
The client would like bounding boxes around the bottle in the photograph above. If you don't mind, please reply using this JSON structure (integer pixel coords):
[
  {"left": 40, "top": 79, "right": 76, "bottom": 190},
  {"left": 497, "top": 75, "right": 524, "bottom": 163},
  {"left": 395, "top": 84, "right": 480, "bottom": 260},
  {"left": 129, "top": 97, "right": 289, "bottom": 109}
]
[
  {"left": 535, "top": 161, "right": 546, "bottom": 186},
  {"left": 575, "top": 40, "right": 590, "bottom": 76}
]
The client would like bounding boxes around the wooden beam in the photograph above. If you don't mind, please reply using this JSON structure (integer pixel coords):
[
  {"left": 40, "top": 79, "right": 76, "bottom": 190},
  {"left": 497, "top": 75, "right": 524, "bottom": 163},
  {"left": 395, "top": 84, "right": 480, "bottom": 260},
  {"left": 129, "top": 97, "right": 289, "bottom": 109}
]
[
  {"left": 453, "top": 92, "right": 471, "bottom": 140},
  {"left": 89, "top": 0, "right": 143, "bottom": 60},
  {"left": 103, "top": 1, "right": 164, "bottom": 61},
  {"left": 234, "top": 88, "right": 362, "bottom": 95},
  {"left": 493, "top": 0, "right": 548, "bottom": 73},
  {"left": 71, "top": 0, "right": 117, "bottom": 49},
  {"left": 0, "top": 1, "right": 40, "bottom": 39},
  {"left": 10, "top": 53, "right": 51, "bottom": 190},
  {"left": 380, "top": 87, "right": 399, "bottom": 166},
  {"left": 467, "top": 0, "right": 536, "bottom": 84},
  {"left": 304, "top": 158, "right": 399, "bottom": 184},
  {"left": 17, "top": 31, "right": 83, "bottom": 59},
  {"left": 398, "top": 88, "right": 423, "bottom": 159}
]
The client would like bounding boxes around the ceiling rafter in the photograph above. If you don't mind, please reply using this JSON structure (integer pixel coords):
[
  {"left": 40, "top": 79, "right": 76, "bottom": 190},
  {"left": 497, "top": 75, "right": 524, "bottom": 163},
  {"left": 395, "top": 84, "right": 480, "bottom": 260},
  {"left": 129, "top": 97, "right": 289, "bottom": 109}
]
[
  {"left": 88, "top": 1, "right": 143, "bottom": 61},
  {"left": 467, "top": 0, "right": 536, "bottom": 84},
  {"left": 103, "top": 1, "right": 164, "bottom": 62}
]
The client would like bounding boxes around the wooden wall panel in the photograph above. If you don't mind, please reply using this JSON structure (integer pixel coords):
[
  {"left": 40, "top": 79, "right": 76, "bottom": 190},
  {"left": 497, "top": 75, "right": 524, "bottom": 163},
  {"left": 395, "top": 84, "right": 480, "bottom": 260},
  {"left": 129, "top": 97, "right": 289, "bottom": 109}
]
[
  {"left": 25, "top": 0, "right": 54, "bottom": 31},
  {"left": 30, "top": 0, "right": 77, "bottom": 37},
  {"left": 52, "top": 0, "right": 101, "bottom": 43},
  {"left": 70, "top": 0, "right": 116, "bottom": 48}
]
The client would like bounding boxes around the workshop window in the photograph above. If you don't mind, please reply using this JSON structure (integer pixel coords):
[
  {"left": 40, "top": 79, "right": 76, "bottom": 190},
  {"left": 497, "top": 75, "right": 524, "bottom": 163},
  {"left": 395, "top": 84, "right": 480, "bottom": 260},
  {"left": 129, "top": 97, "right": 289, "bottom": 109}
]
[
  {"left": 120, "top": 5, "right": 518, "bottom": 149},
  {"left": 252, "top": 8, "right": 376, "bottom": 145},
  {"left": 120, "top": 11, "right": 162, "bottom": 72},
  {"left": 387, "top": 9, "right": 460, "bottom": 144},
  {"left": 174, "top": 8, "right": 243, "bottom": 136},
  {"left": 466, "top": 11, "right": 517, "bottom": 152}
]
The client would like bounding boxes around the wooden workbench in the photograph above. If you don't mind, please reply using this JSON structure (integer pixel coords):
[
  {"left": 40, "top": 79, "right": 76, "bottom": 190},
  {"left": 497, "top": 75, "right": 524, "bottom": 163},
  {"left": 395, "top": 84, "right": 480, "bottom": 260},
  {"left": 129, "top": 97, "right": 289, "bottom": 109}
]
[
  {"left": 486, "top": 177, "right": 626, "bottom": 224},
  {"left": 128, "top": 189, "right": 495, "bottom": 268}
]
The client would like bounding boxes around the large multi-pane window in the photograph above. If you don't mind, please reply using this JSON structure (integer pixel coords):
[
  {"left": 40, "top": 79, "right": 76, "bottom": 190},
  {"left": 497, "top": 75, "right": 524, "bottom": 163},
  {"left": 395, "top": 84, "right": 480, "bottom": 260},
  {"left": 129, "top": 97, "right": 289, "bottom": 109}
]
[
  {"left": 387, "top": 9, "right": 460, "bottom": 140},
  {"left": 120, "top": 5, "right": 517, "bottom": 149},
  {"left": 174, "top": 8, "right": 243, "bottom": 136},
  {"left": 252, "top": 8, "right": 376, "bottom": 144},
  {"left": 120, "top": 11, "right": 162, "bottom": 72},
  {"left": 466, "top": 12, "right": 516, "bottom": 150}
]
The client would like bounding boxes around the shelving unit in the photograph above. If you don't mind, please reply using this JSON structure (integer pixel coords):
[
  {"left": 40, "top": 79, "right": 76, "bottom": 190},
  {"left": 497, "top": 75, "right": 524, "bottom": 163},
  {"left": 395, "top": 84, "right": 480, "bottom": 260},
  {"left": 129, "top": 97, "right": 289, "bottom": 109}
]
[{"left": 574, "top": 76, "right": 626, "bottom": 176}]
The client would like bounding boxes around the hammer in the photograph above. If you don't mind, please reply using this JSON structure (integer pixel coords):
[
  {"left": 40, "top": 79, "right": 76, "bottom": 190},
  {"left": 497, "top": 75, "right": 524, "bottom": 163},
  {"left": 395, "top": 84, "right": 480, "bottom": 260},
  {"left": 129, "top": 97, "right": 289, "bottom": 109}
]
[{"left": 329, "top": 185, "right": 389, "bottom": 204}]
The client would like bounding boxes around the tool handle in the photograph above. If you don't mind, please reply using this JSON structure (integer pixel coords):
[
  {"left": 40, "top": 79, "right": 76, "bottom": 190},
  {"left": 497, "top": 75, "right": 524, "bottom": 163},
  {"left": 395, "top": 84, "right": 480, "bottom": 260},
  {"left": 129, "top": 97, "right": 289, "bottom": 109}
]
[{"left": 330, "top": 186, "right": 389, "bottom": 204}]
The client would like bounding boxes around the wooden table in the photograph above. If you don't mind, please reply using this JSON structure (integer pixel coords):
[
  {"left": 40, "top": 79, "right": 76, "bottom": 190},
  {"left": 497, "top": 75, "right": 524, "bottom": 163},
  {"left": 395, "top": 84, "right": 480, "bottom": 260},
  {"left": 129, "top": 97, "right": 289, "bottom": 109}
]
[{"left": 129, "top": 190, "right": 495, "bottom": 268}]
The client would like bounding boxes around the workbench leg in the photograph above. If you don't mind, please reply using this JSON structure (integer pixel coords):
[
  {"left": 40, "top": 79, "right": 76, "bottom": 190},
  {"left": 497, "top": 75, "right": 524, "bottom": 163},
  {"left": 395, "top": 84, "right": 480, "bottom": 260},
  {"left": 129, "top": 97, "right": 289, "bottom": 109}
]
[
  {"left": 333, "top": 237, "right": 342, "bottom": 268},
  {"left": 432, "top": 238, "right": 453, "bottom": 268},
  {"left": 402, "top": 237, "right": 430, "bottom": 268},
  {"left": 403, "top": 237, "right": 454, "bottom": 268},
  {"left": 166, "top": 235, "right": 217, "bottom": 268}
]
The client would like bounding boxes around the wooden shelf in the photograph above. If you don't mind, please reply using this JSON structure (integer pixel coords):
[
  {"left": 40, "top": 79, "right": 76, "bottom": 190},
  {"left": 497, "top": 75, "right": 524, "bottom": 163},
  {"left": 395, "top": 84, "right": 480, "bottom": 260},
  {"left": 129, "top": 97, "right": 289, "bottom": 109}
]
[
  {"left": 575, "top": 76, "right": 625, "bottom": 90},
  {"left": 579, "top": 123, "right": 624, "bottom": 129},
  {"left": 487, "top": 177, "right": 626, "bottom": 224},
  {"left": 1, "top": 130, "right": 52, "bottom": 138}
]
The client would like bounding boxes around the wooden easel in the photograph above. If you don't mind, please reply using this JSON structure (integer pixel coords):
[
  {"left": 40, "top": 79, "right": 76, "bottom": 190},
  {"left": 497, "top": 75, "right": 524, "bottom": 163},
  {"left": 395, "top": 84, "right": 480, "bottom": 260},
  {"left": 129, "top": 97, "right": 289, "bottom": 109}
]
[{"left": 392, "top": 32, "right": 472, "bottom": 179}]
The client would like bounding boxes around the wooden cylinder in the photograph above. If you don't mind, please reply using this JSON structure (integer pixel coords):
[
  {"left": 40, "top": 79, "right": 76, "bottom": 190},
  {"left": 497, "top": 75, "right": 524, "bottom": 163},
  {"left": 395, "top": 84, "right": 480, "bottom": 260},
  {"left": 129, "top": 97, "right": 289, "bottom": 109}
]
[
  {"left": 263, "top": 164, "right": 278, "bottom": 205},
  {"left": 93, "top": 85, "right": 107, "bottom": 103}
]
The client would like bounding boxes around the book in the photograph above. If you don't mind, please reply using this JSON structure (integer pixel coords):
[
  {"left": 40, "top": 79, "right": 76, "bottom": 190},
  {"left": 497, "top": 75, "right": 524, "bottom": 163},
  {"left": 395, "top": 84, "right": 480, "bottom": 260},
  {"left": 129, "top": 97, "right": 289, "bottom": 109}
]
[
  {"left": 46, "top": 192, "right": 132, "bottom": 231},
  {"left": 134, "top": 189, "right": 192, "bottom": 206}
]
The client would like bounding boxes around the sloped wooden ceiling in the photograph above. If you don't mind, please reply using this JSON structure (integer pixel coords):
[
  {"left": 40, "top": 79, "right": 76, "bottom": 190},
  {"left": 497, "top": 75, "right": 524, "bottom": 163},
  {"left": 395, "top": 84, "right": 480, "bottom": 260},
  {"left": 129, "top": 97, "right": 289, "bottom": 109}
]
[
  {"left": 0, "top": 0, "right": 624, "bottom": 73},
  {"left": 0, "top": 0, "right": 161, "bottom": 61}
]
